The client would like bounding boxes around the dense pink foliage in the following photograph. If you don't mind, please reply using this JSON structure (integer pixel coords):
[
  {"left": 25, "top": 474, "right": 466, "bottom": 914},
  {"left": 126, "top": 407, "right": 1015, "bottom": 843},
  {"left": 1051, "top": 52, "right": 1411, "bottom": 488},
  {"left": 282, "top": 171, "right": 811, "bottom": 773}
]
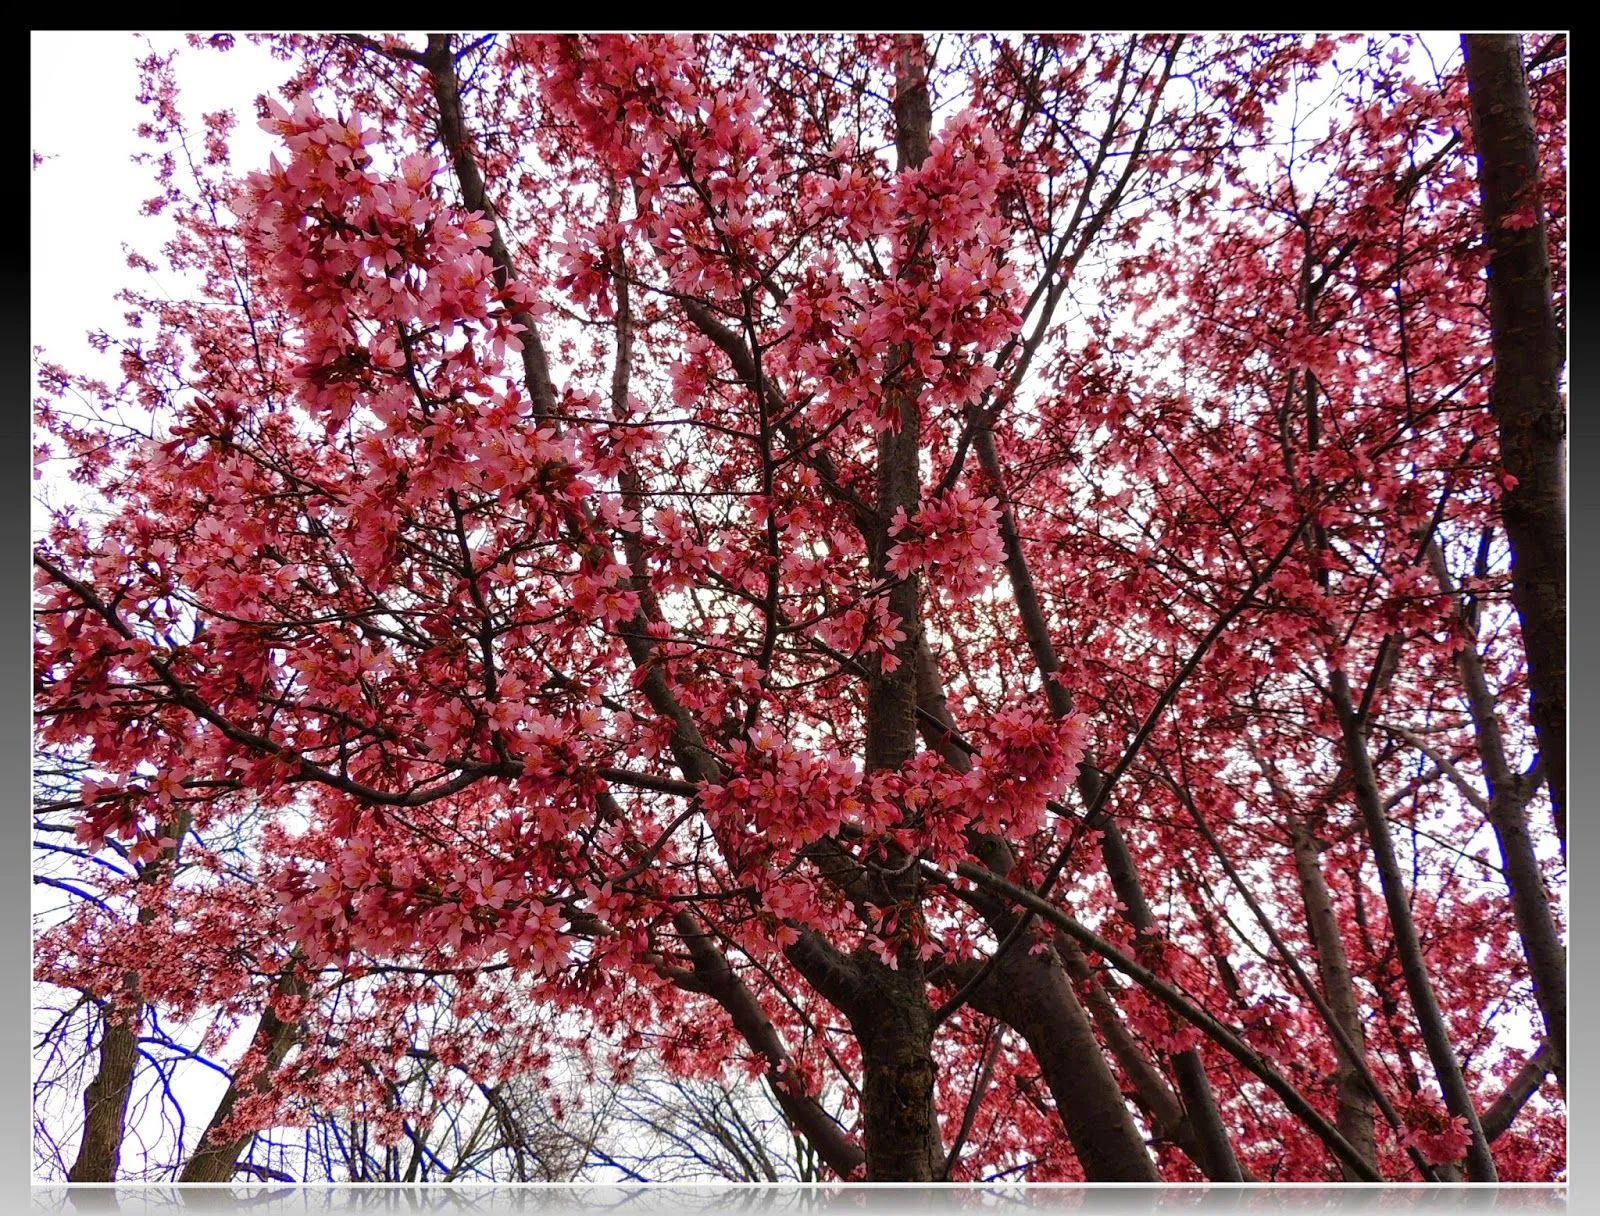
[{"left": 34, "top": 33, "right": 1565, "bottom": 1182}]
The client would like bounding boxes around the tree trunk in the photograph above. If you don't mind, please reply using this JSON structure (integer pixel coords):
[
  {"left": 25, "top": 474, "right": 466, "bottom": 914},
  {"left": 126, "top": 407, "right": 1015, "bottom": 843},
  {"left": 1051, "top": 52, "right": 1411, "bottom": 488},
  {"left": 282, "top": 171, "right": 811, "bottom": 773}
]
[
  {"left": 671, "top": 909, "right": 866, "bottom": 1178},
  {"left": 67, "top": 809, "right": 191, "bottom": 1182},
  {"left": 1053, "top": 932, "right": 1243, "bottom": 1177},
  {"left": 1482, "top": 1043, "right": 1551, "bottom": 1141},
  {"left": 1462, "top": 34, "right": 1567, "bottom": 855},
  {"left": 916, "top": 642, "right": 1163, "bottom": 1179},
  {"left": 836, "top": 34, "right": 942, "bottom": 1181},
  {"left": 956, "top": 859, "right": 1382, "bottom": 1181},
  {"left": 1094, "top": 806, "right": 1243, "bottom": 1181},
  {"left": 67, "top": 985, "right": 141, "bottom": 1183},
  {"left": 1328, "top": 670, "right": 1497, "bottom": 1180},
  {"left": 179, "top": 968, "right": 308, "bottom": 1182},
  {"left": 972, "top": 418, "right": 1243, "bottom": 1180},
  {"left": 1426, "top": 539, "right": 1566, "bottom": 1095},
  {"left": 853, "top": 969, "right": 943, "bottom": 1180},
  {"left": 1290, "top": 819, "right": 1379, "bottom": 1177},
  {"left": 953, "top": 931, "right": 1163, "bottom": 1180}
]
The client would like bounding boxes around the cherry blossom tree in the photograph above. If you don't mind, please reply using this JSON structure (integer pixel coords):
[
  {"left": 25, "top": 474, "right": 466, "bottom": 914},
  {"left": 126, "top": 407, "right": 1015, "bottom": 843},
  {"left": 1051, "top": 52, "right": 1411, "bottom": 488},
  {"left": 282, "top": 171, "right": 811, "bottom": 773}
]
[{"left": 33, "top": 31, "right": 1565, "bottom": 1183}]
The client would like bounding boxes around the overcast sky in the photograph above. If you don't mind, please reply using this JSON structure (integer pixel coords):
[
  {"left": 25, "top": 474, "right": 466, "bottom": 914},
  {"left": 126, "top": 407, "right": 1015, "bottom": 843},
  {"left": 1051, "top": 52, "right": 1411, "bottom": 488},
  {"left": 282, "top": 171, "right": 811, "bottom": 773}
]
[
  {"left": 31, "top": 32, "right": 290, "bottom": 347},
  {"left": 31, "top": 32, "right": 290, "bottom": 533}
]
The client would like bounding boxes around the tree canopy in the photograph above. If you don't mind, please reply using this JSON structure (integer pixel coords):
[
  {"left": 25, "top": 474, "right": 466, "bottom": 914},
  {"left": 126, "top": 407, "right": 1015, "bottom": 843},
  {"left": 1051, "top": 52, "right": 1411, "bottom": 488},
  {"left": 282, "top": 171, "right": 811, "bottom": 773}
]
[{"left": 33, "top": 32, "right": 1566, "bottom": 1184}]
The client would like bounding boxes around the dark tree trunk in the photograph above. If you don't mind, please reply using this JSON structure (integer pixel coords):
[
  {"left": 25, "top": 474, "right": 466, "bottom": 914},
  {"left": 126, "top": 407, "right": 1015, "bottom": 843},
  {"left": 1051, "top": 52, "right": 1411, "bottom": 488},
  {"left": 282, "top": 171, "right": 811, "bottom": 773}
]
[
  {"left": 671, "top": 909, "right": 866, "bottom": 1178},
  {"left": 1427, "top": 540, "right": 1566, "bottom": 1096},
  {"left": 915, "top": 642, "right": 1163, "bottom": 1179},
  {"left": 1053, "top": 932, "right": 1242, "bottom": 1177},
  {"left": 67, "top": 987, "right": 141, "bottom": 1183},
  {"left": 1462, "top": 34, "right": 1567, "bottom": 855},
  {"left": 1329, "top": 671, "right": 1497, "bottom": 1181},
  {"left": 1290, "top": 820, "right": 1379, "bottom": 1177},
  {"left": 179, "top": 969, "right": 309, "bottom": 1182},
  {"left": 854, "top": 969, "right": 944, "bottom": 1180},
  {"left": 955, "top": 933, "right": 1163, "bottom": 1180},
  {"left": 836, "top": 34, "right": 942, "bottom": 1182},
  {"left": 1093, "top": 806, "right": 1243, "bottom": 1181},
  {"left": 1482, "top": 1043, "right": 1552, "bottom": 1141},
  {"left": 972, "top": 418, "right": 1242, "bottom": 1180},
  {"left": 67, "top": 810, "right": 191, "bottom": 1182},
  {"left": 866, "top": 33, "right": 929, "bottom": 778}
]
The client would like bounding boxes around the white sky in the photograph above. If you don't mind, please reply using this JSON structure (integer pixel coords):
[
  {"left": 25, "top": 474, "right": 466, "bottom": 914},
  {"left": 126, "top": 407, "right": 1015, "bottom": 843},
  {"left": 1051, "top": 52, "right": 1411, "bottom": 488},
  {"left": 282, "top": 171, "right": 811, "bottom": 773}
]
[
  {"left": 31, "top": 32, "right": 288, "bottom": 531},
  {"left": 31, "top": 32, "right": 283, "bottom": 329}
]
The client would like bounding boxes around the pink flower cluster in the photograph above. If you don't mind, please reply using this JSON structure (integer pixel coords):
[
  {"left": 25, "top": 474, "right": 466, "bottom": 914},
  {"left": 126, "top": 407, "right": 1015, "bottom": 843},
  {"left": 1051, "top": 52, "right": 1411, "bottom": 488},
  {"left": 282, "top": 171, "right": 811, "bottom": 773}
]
[{"left": 886, "top": 486, "right": 1007, "bottom": 599}]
